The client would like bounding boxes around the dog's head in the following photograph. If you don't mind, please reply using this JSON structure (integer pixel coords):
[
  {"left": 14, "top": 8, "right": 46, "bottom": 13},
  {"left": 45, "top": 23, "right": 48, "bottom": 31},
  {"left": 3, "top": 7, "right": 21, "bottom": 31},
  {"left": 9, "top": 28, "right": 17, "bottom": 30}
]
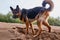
[{"left": 10, "top": 5, "right": 21, "bottom": 19}]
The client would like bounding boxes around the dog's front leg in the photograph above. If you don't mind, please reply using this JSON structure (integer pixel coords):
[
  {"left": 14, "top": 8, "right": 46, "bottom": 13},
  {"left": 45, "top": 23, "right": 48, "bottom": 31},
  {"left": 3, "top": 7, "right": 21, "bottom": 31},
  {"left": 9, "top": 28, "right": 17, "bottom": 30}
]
[
  {"left": 25, "top": 21, "right": 29, "bottom": 34},
  {"left": 25, "top": 18, "right": 29, "bottom": 34},
  {"left": 33, "top": 19, "right": 42, "bottom": 37},
  {"left": 29, "top": 22, "right": 35, "bottom": 35}
]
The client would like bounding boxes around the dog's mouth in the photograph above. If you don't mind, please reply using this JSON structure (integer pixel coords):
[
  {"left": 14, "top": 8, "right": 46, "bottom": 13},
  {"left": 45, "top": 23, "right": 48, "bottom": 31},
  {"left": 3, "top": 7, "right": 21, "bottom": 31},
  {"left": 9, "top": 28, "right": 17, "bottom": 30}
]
[{"left": 12, "top": 15, "right": 18, "bottom": 19}]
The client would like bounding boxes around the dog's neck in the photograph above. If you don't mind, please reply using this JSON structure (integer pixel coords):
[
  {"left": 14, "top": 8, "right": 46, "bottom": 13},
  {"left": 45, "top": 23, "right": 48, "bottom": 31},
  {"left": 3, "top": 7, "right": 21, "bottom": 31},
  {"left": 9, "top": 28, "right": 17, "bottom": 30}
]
[{"left": 19, "top": 10, "right": 26, "bottom": 22}]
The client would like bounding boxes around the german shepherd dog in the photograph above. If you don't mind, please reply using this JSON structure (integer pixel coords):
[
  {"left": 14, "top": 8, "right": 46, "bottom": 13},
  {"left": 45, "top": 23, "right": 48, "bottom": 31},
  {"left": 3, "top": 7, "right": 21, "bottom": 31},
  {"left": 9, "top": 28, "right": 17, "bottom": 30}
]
[{"left": 10, "top": 0, "right": 54, "bottom": 37}]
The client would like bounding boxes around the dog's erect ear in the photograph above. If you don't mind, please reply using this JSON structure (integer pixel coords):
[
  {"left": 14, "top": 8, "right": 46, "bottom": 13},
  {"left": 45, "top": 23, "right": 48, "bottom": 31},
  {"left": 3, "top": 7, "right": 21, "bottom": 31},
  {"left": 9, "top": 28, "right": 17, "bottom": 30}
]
[
  {"left": 16, "top": 5, "right": 19, "bottom": 10},
  {"left": 16, "top": 5, "right": 19, "bottom": 7},
  {"left": 10, "top": 6, "right": 13, "bottom": 11}
]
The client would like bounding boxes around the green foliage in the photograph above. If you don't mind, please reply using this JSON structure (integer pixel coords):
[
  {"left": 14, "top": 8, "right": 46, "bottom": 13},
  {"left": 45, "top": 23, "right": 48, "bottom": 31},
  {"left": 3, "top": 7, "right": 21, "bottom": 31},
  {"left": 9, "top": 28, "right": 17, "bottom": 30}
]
[
  {"left": 48, "top": 17, "right": 60, "bottom": 26},
  {"left": 0, "top": 12, "right": 20, "bottom": 23},
  {"left": 0, "top": 12, "right": 60, "bottom": 26}
]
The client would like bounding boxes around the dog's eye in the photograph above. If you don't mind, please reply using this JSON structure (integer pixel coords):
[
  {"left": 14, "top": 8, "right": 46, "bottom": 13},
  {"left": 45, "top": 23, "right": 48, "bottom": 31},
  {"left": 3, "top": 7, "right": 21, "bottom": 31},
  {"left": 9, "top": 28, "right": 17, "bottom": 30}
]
[{"left": 13, "top": 11, "right": 17, "bottom": 14}]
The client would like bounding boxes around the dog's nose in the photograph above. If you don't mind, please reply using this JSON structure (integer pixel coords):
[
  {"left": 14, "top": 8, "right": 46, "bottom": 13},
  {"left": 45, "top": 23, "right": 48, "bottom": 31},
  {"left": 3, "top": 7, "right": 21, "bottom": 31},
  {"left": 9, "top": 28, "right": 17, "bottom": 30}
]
[{"left": 12, "top": 15, "right": 17, "bottom": 19}]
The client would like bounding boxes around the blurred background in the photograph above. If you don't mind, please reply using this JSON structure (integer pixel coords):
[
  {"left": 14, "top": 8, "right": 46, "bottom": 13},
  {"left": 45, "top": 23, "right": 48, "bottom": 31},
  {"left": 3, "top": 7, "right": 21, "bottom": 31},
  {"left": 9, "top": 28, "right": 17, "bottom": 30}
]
[{"left": 0, "top": 0, "right": 60, "bottom": 26}]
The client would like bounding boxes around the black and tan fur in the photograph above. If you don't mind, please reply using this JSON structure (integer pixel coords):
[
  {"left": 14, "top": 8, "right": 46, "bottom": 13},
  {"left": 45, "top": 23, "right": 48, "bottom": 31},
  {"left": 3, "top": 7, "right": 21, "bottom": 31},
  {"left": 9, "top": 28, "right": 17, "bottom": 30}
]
[{"left": 10, "top": 0, "right": 54, "bottom": 37}]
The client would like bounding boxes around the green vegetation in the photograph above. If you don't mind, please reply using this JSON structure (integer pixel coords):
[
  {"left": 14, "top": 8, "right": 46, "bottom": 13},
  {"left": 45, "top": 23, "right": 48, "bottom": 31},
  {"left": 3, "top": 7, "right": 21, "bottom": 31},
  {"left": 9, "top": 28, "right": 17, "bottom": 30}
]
[
  {"left": 0, "top": 12, "right": 20, "bottom": 23},
  {"left": 0, "top": 12, "right": 60, "bottom": 26},
  {"left": 48, "top": 17, "right": 60, "bottom": 26}
]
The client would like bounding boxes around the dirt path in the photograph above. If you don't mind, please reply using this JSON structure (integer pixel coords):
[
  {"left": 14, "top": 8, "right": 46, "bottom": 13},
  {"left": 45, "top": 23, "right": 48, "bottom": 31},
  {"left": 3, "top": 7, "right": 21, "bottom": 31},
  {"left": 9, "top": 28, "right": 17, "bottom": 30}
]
[{"left": 0, "top": 22, "right": 60, "bottom": 40}]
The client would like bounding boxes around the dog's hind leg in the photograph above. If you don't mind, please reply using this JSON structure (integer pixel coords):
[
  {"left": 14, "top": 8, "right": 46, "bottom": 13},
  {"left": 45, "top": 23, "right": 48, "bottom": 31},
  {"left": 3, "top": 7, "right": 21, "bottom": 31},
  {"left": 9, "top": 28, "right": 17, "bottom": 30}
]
[
  {"left": 43, "top": 21, "right": 51, "bottom": 32},
  {"left": 29, "top": 22, "right": 35, "bottom": 35}
]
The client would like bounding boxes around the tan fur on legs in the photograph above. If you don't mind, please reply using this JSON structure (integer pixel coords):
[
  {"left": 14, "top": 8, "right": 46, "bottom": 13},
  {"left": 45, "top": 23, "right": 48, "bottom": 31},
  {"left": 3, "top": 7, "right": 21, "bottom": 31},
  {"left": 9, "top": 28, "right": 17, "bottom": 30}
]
[
  {"left": 42, "top": 11, "right": 51, "bottom": 32},
  {"left": 33, "top": 20, "right": 42, "bottom": 37},
  {"left": 25, "top": 17, "right": 29, "bottom": 34},
  {"left": 43, "top": 21, "right": 51, "bottom": 32},
  {"left": 25, "top": 22, "right": 29, "bottom": 34},
  {"left": 29, "top": 22, "right": 35, "bottom": 35}
]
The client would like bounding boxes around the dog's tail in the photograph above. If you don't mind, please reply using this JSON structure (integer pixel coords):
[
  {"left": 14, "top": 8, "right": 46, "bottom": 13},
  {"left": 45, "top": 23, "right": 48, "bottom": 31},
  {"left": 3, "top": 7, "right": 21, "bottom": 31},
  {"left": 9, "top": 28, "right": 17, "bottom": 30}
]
[{"left": 42, "top": 0, "right": 54, "bottom": 11}]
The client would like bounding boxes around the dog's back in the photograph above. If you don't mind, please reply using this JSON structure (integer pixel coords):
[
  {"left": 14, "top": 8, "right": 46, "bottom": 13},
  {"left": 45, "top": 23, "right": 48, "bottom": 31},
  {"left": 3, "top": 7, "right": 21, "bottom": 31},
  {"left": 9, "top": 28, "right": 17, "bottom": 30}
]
[{"left": 21, "top": 7, "right": 46, "bottom": 19}]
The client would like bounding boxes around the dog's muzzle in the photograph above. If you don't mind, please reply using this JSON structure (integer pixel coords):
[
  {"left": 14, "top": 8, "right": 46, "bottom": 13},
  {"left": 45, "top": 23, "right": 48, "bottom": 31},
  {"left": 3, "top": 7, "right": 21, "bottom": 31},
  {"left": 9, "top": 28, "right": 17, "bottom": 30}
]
[{"left": 12, "top": 15, "right": 18, "bottom": 19}]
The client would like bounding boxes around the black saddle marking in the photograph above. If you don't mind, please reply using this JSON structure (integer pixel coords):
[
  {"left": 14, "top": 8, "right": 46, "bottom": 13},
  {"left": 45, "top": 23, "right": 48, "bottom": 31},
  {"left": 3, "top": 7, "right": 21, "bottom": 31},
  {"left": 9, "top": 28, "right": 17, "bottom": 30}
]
[{"left": 20, "top": 7, "right": 46, "bottom": 19}]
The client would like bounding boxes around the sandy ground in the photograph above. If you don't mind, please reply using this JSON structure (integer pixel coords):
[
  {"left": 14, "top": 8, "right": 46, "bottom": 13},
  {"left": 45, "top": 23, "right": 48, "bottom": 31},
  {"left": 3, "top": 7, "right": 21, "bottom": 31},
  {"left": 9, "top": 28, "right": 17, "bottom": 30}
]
[{"left": 0, "top": 22, "right": 60, "bottom": 40}]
